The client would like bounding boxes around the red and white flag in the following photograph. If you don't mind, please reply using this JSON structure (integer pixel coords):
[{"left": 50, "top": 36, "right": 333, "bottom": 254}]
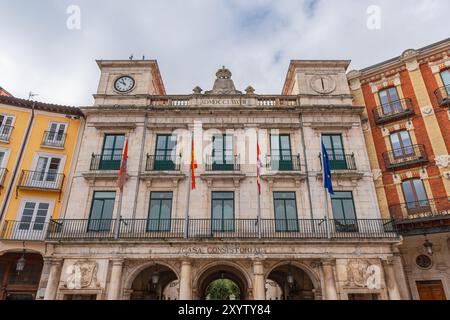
[
  {"left": 256, "top": 141, "right": 262, "bottom": 194},
  {"left": 117, "top": 139, "right": 128, "bottom": 191}
]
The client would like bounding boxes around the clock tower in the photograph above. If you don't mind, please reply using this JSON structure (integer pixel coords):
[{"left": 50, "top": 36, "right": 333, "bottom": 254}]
[{"left": 93, "top": 59, "right": 166, "bottom": 106}]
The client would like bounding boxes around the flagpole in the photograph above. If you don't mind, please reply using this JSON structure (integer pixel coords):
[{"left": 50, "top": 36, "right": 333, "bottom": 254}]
[
  {"left": 184, "top": 131, "right": 192, "bottom": 239},
  {"left": 114, "top": 190, "right": 122, "bottom": 239},
  {"left": 256, "top": 134, "right": 262, "bottom": 239}
]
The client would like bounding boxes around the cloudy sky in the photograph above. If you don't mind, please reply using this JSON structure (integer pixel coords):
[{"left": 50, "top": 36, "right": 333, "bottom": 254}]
[{"left": 1, "top": 0, "right": 449, "bottom": 106}]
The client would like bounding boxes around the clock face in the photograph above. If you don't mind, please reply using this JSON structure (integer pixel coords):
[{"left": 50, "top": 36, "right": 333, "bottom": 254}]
[{"left": 114, "top": 76, "right": 135, "bottom": 92}]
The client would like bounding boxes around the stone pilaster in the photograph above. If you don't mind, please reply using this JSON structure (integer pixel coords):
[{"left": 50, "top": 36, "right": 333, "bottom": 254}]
[
  {"left": 253, "top": 260, "right": 266, "bottom": 300},
  {"left": 107, "top": 259, "right": 124, "bottom": 300},
  {"left": 44, "top": 258, "right": 63, "bottom": 300},
  {"left": 321, "top": 259, "right": 338, "bottom": 300},
  {"left": 382, "top": 257, "right": 401, "bottom": 300},
  {"left": 179, "top": 260, "right": 192, "bottom": 300}
]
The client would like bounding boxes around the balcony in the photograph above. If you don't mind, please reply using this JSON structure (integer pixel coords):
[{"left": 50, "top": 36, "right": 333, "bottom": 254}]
[
  {"left": 0, "top": 125, "right": 13, "bottom": 142},
  {"left": 0, "top": 220, "right": 49, "bottom": 241},
  {"left": 0, "top": 167, "right": 8, "bottom": 187},
  {"left": 90, "top": 153, "right": 122, "bottom": 171},
  {"left": 205, "top": 155, "right": 240, "bottom": 171},
  {"left": 434, "top": 85, "right": 450, "bottom": 107},
  {"left": 41, "top": 131, "right": 66, "bottom": 148},
  {"left": 319, "top": 152, "right": 357, "bottom": 171},
  {"left": 146, "top": 154, "right": 181, "bottom": 171},
  {"left": 265, "top": 154, "right": 301, "bottom": 171},
  {"left": 373, "top": 98, "right": 414, "bottom": 125},
  {"left": 382, "top": 144, "right": 428, "bottom": 170},
  {"left": 390, "top": 197, "right": 450, "bottom": 235},
  {"left": 46, "top": 218, "right": 398, "bottom": 240},
  {"left": 17, "top": 170, "right": 64, "bottom": 193}
]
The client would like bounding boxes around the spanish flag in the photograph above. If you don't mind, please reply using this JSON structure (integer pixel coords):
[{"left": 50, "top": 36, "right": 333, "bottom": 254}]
[{"left": 191, "top": 137, "right": 197, "bottom": 190}]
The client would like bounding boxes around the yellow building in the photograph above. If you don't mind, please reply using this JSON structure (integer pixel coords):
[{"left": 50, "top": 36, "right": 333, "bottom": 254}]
[{"left": 0, "top": 95, "right": 83, "bottom": 300}]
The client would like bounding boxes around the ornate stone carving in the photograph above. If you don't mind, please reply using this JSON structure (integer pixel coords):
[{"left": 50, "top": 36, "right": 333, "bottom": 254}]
[
  {"left": 245, "top": 86, "right": 255, "bottom": 95},
  {"left": 192, "top": 86, "right": 202, "bottom": 94},
  {"left": 372, "top": 169, "right": 382, "bottom": 181},
  {"left": 420, "top": 106, "right": 434, "bottom": 117},
  {"left": 205, "top": 66, "right": 242, "bottom": 95},
  {"left": 64, "top": 261, "right": 98, "bottom": 289},
  {"left": 401, "top": 49, "right": 418, "bottom": 60},
  {"left": 345, "top": 259, "right": 380, "bottom": 289},
  {"left": 435, "top": 155, "right": 450, "bottom": 168},
  {"left": 310, "top": 75, "right": 336, "bottom": 94}
]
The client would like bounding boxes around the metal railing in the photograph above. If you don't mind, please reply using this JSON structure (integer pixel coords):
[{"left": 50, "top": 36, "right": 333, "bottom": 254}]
[
  {"left": 90, "top": 153, "right": 122, "bottom": 170},
  {"left": 265, "top": 154, "right": 301, "bottom": 171},
  {"left": 146, "top": 154, "right": 181, "bottom": 171},
  {"left": 373, "top": 98, "right": 414, "bottom": 124},
  {"left": 389, "top": 197, "right": 450, "bottom": 221},
  {"left": 0, "top": 125, "right": 13, "bottom": 142},
  {"left": 17, "top": 170, "right": 65, "bottom": 191},
  {"left": 0, "top": 220, "right": 49, "bottom": 241},
  {"left": 205, "top": 155, "right": 240, "bottom": 171},
  {"left": 319, "top": 151, "right": 357, "bottom": 171},
  {"left": 0, "top": 167, "right": 8, "bottom": 187},
  {"left": 41, "top": 131, "right": 66, "bottom": 148},
  {"left": 382, "top": 144, "right": 428, "bottom": 170},
  {"left": 434, "top": 85, "right": 450, "bottom": 107},
  {"left": 46, "top": 218, "right": 398, "bottom": 240}
]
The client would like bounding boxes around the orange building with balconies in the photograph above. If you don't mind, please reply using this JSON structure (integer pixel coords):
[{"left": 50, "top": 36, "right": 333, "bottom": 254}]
[{"left": 348, "top": 38, "right": 450, "bottom": 300}]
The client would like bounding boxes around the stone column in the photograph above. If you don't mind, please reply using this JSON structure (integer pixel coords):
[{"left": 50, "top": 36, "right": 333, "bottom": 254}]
[
  {"left": 321, "top": 259, "right": 338, "bottom": 300},
  {"left": 179, "top": 260, "right": 192, "bottom": 300},
  {"left": 253, "top": 260, "right": 266, "bottom": 300},
  {"left": 382, "top": 257, "right": 401, "bottom": 300},
  {"left": 44, "top": 258, "right": 63, "bottom": 300},
  {"left": 107, "top": 259, "right": 124, "bottom": 300}
]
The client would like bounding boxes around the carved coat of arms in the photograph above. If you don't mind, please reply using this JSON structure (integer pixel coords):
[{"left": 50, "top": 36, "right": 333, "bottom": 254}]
[
  {"left": 65, "top": 261, "right": 98, "bottom": 289},
  {"left": 346, "top": 259, "right": 381, "bottom": 289}
]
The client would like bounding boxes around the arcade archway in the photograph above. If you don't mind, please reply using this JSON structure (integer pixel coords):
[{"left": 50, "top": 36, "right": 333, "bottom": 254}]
[
  {"left": 267, "top": 263, "right": 316, "bottom": 300},
  {"left": 130, "top": 263, "right": 178, "bottom": 300}
]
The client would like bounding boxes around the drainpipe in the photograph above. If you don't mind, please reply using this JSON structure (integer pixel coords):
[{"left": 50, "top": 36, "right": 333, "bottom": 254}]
[
  {"left": 0, "top": 96, "right": 36, "bottom": 221},
  {"left": 299, "top": 113, "right": 314, "bottom": 220},
  {"left": 131, "top": 112, "right": 148, "bottom": 219}
]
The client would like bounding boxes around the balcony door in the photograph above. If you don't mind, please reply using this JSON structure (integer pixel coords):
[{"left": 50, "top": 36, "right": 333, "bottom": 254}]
[
  {"left": 0, "top": 114, "right": 14, "bottom": 141},
  {"left": 212, "top": 134, "right": 234, "bottom": 170},
  {"left": 87, "top": 191, "right": 115, "bottom": 232},
  {"left": 389, "top": 131, "right": 414, "bottom": 158},
  {"left": 100, "top": 134, "right": 124, "bottom": 170},
  {"left": 147, "top": 192, "right": 172, "bottom": 232},
  {"left": 379, "top": 87, "right": 401, "bottom": 115},
  {"left": 211, "top": 192, "right": 234, "bottom": 232},
  {"left": 401, "top": 179, "right": 430, "bottom": 215},
  {"left": 322, "top": 134, "right": 347, "bottom": 170},
  {"left": 154, "top": 134, "right": 177, "bottom": 170},
  {"left": 270, "top": 134, "right": 292, "bottom": 171},
  {"left": 31, "top": 155, "right": 62, "bottom": 189},
  {"left": 330, "top": 191, "right": 358, "bottom": 232},
  {"left": 273, "top": 192, "right": 299, "bottom": 232},
  {"left": 440, "top": 69, "right": 450, "bottom": 95},
  {"left": 45, "top": 122, "right": 67, "bottom": 146},
  {"left": 14, "top": 200, "right": 52, "bottom": 240}
]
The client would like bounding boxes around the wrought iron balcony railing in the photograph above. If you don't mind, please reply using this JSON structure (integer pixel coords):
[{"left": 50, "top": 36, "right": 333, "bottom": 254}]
[
  {"left": 146, "top": 154, "right": 181, "bottom": 171},
  {"left": 373, "top": 98, "right": 414, "bottom": 124},
  {"left": 41, "top": 131, "right": 66, "bottom": 148},
  {"left": 0, "top": 220, "right": 49, "bottom": 241},
  {"left": 265, "top": 154, "right": 301, "bottom": 171},
  {"left": 17, "top": 170, "right": 64, "bottom": 191},
  {"left": 0, "top": 167, "right": 8, "bottom": 187},
  {"left": 205, "top": 155, "right": 240, "bottom": 171},
  {"left": 434, "top": 85, "right": 450, "bottom": 107},
  {"left": 319, "top": 151, "right": 357, "bottom": 171},
  {"left": 382, "top": 144, "right": 428, "bottom": 170},
  {"left": 90, "top": 153, "right": 122, "bottom": 171},
  {"left": 46, "top": 218, "right": 398, "bottom": 240},
  {"left": 0, "top": 125, "right": 13, "bottom": 142},
  {"left": 389, "top": 197, "right": 450, "bottom": 221}
]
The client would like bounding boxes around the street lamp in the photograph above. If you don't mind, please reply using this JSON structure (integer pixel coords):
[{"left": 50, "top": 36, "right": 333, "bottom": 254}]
[
  {"left": 423, "top": 238, "right": 433, "bottom": 255},
  {"left": 16, "top": 253, "right": 26, "bottom": 274}
]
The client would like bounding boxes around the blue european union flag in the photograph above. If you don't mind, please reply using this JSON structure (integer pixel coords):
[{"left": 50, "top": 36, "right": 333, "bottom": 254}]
[{"left": 322, "top": 142, "right": 334, "bottom": 195}]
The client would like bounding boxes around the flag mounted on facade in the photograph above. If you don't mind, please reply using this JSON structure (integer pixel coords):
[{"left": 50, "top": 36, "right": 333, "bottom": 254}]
[
  {"left": 191, "top": 137, "right": 197, "bottom": 190},
  {"left": 256, "top": 141, "right": 262, "bottom": 194},
  {"left": 117, "top": 138, "right": 128, "bottom": 191},
  {"left": 321, "top": 142, "right": 334, "bottom": 195}
]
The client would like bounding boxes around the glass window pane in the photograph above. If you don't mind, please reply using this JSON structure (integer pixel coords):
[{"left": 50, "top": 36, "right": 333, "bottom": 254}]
[
  {"left": 90, "top": 200, "right": 104, "bottom": 220},
  {"left": 441, "top": 70, "right": 450, "bottom": 86},
  {"left": 342, "top": 200, "right": 356, "bottom": 220},
  {"left": 388, "top": 87, "right": 399, "bottom": 101},
  {"left": 156, "top": 135, "right": 167, "bottom": 149},
  {"left": 104, "top": 136, "right": 115, "bottom": 149},
  {"left": 223, "top": 200, "right": 234, "bottom": 219},
  {"left": 270, "top": 135, "right": 279, "bottom": 151},
  {"left": 212, "top": 200, "right": 222, "bottom": 220},
  {"left": 390, "top": 134, "right": 401, "bottom": 150},
  {"left": 114, "top": 135, "right": 125, "bottom": 149},
  {"left": 379, "top": 89, "right": 389, "bottom": 105},
  {"left": 160, "top": 200, "right": 172, "bottom": 219},
  {"left": 274, "top": 200, "right": 285, "bottom": 220},
  {"left": 280, "top": 135, "right": 290, "bottom": 150},
  {"left": 331, "top": 200, "right": 344, "bottom": 220},
  {"left": 148, "top": 200, "right": 161, "bottom": 220},
  {"left": 402, "top": 181, "right": 416, "bottom": 204},
  {"left": 399, "top": 131, "right": 412, "bottom": 147},
  {"left": 94, "top": 191, "right": 116, "bottom": 199},
  {"left": 285, "top": 200, "right": 298, "bottom": 220},
  {"left": 102, "top": 199, "right": 114, "bottom": 220},
  {"left": 412, "top": 180, "right": 428, "bottom": 202},
  {"left": 332, "top": 135, "right": 343, "bottom": 149},
  {"left": 212, "top": 192, "right": 233, "bottom": 200}
]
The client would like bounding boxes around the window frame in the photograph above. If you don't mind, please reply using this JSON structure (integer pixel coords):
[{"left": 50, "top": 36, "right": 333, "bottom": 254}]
[
  {"left": 87, "top": 191, "right": 116, "bottom": 232},
  {"left": 401, "top": 179, "right": 430, "bottom": 214},
  {"left": 212, "top": 134, "right": 234, "bottom": 170},
  {"left": 99, "top": 134, "right": 125, "bottom": 170},
  {"left": 378, "top": 87, "right": 402, "bottom": 114},
  {"left": 211, "top": 191, "right": 235, "bottom": 232},
  {"left": 330, "top": 191, "right": 358, "bottom": 232},
  {"left": 269, "top": 134, "right": 293, "bottom": 171},
  {"left": 273, "top": 191, "right": 299, "bottom": 232},
  {"left": 389, "top": 130, "right": 414, "bottom": 158},
  {"left": 154, "top": 134, "right": 177, "bottom": 170},
  {"left": 147, "top": 191, "right": 173, "bottom": 232}
]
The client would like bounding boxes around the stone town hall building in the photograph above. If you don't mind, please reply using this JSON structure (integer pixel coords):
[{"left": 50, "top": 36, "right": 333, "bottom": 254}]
[{"left": 22, "top": 58, "right": 406, "bottom": 301}]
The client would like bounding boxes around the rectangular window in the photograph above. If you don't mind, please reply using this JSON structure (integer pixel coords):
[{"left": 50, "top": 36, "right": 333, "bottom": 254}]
[
  {"left": 154, "top": 134, "right": 177, "bottom": 170},
  {"left": 322, "top": 134, "right": 347, "bottom": 170},
  {"left": 99, "top": 134, "right": 125, "bottom": 170},
  {"left": 212, "top": 134, "right": 234, "bottom": 170},
  {"left": 273, "top": 192, "right": 299, "bottom": 232},
  {"left": 13, "top": 200, "right": 51, "bottom": 240},
  {"left": 270, "top": 134, "right": 293, "bottom": 171},
  {"left": 147, "top": 192, "right": 173, "bottom": 232},
  {"left": 389, "top": 130, "right": 414, "bottom": 158},
  {"left": 0, "top": 114, "right": 14, "bottom": 141},
  {"left": 211, "top": 192, "right": 234, "bottom": 232},
  {"left": 331, "top": 191, "right": 358, "bottom": 232},
  {"left": 378, "top": 87, "right": 401, "bottom": 114},
  {"left": 440, "top": 69, "right": 450, "bottom": 96},
  {"left": 401, "top": 179, "right": 430, "bottom": 214},
  {"left": 45, "top": 122, "right": 67, "bottom": 146},
  {"left": 88, "top": 191, "right": 116, "bottom": 231}
]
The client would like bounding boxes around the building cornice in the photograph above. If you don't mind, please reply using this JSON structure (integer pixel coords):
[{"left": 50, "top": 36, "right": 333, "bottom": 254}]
[{"left": 0, "top": 95, "right": 83, "bottom": 117}]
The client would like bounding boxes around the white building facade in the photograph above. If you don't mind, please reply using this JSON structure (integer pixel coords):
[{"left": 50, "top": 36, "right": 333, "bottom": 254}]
[{"left": 36, "top": 59, "right": 408, "bottom": 300}]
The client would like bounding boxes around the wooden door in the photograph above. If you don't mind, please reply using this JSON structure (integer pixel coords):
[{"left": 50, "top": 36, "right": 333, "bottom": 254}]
[{"left": 416, "top": 281, "right": 446, "bottom": 300}]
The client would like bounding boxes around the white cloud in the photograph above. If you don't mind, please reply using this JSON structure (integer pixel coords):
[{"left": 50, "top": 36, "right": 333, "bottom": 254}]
[{"left": 0, "top": 0, "right": 449, "bottom": 106}]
